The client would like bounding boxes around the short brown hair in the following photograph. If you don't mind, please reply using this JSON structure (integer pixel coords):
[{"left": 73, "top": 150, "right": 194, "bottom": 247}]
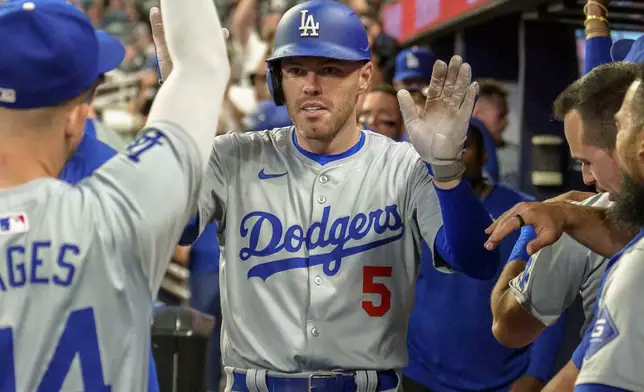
[
  {"left": 370, "top": 84, "right": 397, "bottom": 98},
  {"left": 478, "top": 79, "right": 508, "bottom": 101},
  {"left": 553, "top": 62, "right": 643, "bottom": 150}
]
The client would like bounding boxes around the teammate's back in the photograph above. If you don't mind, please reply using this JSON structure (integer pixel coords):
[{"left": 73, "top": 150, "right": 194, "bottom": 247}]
[
  {"left": 1, "top": 178, "right": 162, "bottom": 391},
  {"left": 0, "top": 0, "right": 229, "bottom": 389}
]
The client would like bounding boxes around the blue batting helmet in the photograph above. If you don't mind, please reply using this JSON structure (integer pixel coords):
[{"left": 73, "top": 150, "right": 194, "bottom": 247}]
[{"left": 265, "top": 0, "right": 371, "bottom": 106}]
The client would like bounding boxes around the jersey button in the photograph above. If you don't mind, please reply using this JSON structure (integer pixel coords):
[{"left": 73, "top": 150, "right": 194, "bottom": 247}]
[
  {"left": 314, "top": 276, "right": 323, "bottom": 285},
  {"left": 319, "top": 175, "right": 328, "bottom": 183},
  {"left": 317, "top": 195, "right": 327, "bottom": 204},
  {"left": 311, "top": 327, "right": 319, "bottom": 337}
]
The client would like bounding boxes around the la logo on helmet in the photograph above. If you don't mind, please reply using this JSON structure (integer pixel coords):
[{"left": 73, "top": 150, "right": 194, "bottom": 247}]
[
  {"left": 406, "top": 53, "right": 419, "bottom": 69},
  {"left": 299, "top": 10, "right": 320, "bottom": 37}
]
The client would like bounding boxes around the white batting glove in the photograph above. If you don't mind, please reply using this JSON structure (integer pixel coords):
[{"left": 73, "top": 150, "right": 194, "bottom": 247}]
[
  {"left": 397, "top": 55, "right": 479, "bottom": 181},
  {"left": 150, "top": 7, "right": 229, "bottom": 83}
]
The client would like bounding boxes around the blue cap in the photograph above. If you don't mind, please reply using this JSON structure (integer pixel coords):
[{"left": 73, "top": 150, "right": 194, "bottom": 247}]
[
  {"left": 394, "top": 47, "right": 436, "bottom": 83},
  {"left": 611, "top": 35, "right": 644, "bottom": 64},
  {"left": 244, "top": 100, "right": 293, "bottom": 131},
  {"left": 0, "top": 0, "right": 125, "bottom": 109}
]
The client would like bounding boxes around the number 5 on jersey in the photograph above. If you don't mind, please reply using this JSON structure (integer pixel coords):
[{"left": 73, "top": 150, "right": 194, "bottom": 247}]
[
  {"left": 362, "top": 266, "right": 392, "bottom": 317},
  {"left": 0, "top": 307, "right": 110, "bottom": 392}
]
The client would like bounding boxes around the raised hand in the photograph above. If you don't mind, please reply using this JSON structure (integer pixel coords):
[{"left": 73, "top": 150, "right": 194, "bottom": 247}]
[
  {"left": 397, "top": 55, "right": 479, "bottom": 181},
  {"left": 150, "top": 7, "right": 229, "bottom": 82}
]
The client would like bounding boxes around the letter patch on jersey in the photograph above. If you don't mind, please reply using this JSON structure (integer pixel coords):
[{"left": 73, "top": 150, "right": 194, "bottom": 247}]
[
  {"left": 585, "top": 306, "right": 619, "bottom": 360},
  {"left": 239, "top": 205, "right": 404, "bottom": 280},
  {"left": 0, "top": 213, "right": 28, "bottom": 235},
  {"left": 299, "top": 10, "right": 320, "bottom": 37},
  {"left": 125, "top": 128, "right": 166, "bottom": 163}
]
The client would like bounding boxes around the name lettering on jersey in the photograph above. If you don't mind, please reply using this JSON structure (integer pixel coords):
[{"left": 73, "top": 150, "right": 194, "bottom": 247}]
[
  {"left": 0, "top": 213, "right": 28, "bottom": 235},
  {"left": 585, "top": 306, "right": 619, "bottom": 359},
  {"left": 239, "top": 204, "right": 404, "bottom": 280},
  {"left": 0, "top": 242, "right": 78, "bottom": 292},
  {"left": 125, "top": 128, "right": 166, "bottom": 163},
  {"left": 299, "top": 10, "right": 320, "bottom": 37}
]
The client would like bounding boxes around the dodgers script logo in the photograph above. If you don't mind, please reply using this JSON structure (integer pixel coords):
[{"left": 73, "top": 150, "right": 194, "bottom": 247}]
[{"left": 239, "top": 204, "right": 404, "bottom": 280}]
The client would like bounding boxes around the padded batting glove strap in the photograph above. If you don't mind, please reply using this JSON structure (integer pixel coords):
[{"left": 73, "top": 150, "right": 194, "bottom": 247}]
[{"left": 430, "top": 161, "right": 466, "bottom": 181}]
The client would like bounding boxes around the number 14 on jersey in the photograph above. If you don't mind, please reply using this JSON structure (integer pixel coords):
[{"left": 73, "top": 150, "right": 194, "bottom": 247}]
[{"left": 0, "top": 307, "right": 111, "bottom": 392}]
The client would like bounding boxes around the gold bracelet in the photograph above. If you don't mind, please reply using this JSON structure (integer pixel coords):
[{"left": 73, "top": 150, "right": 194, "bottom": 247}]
[
  {"left": 583, "top": 1, "right": 608, "bottom": 17},
  {"left": 584, "top": 14, "right": 609, "bottom": 27}
]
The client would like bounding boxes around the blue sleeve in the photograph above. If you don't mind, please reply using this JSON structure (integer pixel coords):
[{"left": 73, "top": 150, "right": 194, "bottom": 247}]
[
  {"left": 526, "top": 310, "right": 567, "bottom": 382},
  {"left": 179, "top": 216, "right": 200, "bottom": 246},
  {"left": 189, "top": 223, "right": 220, "bottom": 276},
  {"left": 148, "top": 349, "right": 160, "bottom": 392},
  {"left": 584, "top": 36, "right": 613, "bottom": 75},
  {"left": 575, "top": 385, "right": 631, "bottom": 392},
  {"left": 573, "top": 327, "right": 592, "bottom": 369},
  {"left": 508, "top": 226, "right": 537, "bottom": 262},
  {"left": 432, "top": 176, "right": 500, "bottom": 280}
]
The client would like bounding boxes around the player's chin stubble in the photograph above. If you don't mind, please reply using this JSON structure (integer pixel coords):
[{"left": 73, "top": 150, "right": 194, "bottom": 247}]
[
  {"left": 609, "top": 170, "right": 644, "bottom": 229},
  {"left": 290, "top": 100, "right": 356, "bottom": 141}
]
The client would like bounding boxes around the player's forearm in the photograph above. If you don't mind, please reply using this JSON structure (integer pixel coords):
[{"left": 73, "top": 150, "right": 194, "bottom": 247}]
[
  {"left": 229, "top": 0, "right": 256, "bottom": 45},
  {"left": 434, "top": 180, "right": 500, "bottom": 279},
  {"left": 542, "top": 360, "right": 579, "bottom": 392},
  {"left": 147, "top": 0, "right": 230, "bottom": 169},
  {"left": 561, "top": 204, "right": 635, "bottom": 257},
  {"left": 491, "top": 261, "right": 544, "bottom": 348}
]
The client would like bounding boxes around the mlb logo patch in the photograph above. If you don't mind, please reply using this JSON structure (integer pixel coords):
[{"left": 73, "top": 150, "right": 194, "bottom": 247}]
[
  {"left": 0, "top": 212, "right": 29, "bottom": 235},
  {"left": 0, "top": 87, "right": 16, "bottom": 104}
]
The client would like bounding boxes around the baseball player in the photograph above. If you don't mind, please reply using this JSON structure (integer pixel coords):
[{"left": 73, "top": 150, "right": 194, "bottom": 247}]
[
  {"left": 573, "top": 77, "right": 644, "bottom": 390},
  {"left": 489, "top": 61, "right": 641, "bottom": 391},
  {"left": 0, "top": 0, "right": 229, "bottom": 390},
  {"left": 404, "top": 123, "right": 565, "bottom": 392},
  {"left": 163, "top": 1, "right": 500, "bottom": 390},
  {"left": 56, "top": 30, "right": 163, "bottom": 392}
]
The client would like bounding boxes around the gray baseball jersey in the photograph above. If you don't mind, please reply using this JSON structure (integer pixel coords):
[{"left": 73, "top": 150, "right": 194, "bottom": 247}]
[
  {"left": 509, "top": 193, "right": 612, "bottom": 332},
  {"left": 196, "top": 127, "right": 444, "bottom": 373},
  {"left": 575, "top": 234, "right": 644, "bottom": 389},
  {"left": 0, "top": 122, "right": 201, "bottom": 391}
]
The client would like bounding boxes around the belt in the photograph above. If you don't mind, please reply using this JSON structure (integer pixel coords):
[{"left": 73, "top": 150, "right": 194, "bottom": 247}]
[{"left": 232, "top": 370, "right": 399, "bottom": 392}]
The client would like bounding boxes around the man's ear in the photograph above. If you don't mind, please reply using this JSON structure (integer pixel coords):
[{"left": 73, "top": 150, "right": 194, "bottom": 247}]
[
  {"left": 636, "top": 128, "right": 644, "bottom": 168},
  {"left": 358, "top": 61, "right": 373, "bottom": 95},
  {"left": 65, "top": 102, "right": 89, "bottom": 141}
]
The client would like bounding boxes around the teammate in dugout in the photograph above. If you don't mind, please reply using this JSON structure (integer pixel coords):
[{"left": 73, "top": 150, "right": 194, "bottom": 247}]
[
  {"left": 0, "top": 0, "right": 230, "bottom": 389},
  {"left": 485, "top": 74, "right": 644, "bottom": 392},
  {"left": 403, "top": 123, "right": 566, "bottom": 392},
  {"left": 487, "top": 61, "right": 643, "bottom": 392},
  {"left": 155, "top": 0, "right": 500, "bottom": 390}
]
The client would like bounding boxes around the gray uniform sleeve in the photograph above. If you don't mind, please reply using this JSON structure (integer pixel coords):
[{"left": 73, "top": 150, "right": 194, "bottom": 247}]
[
  {"left": 406, "top": 156, "right": 445, "bottom": 272},
  {"left": 508, "top": 235, "right": 590, "bottom": 326},
  {"left": 575, "top": 244, "right": 644, "bottom": 390},
  {"left": 79, "top": 121, "right": 202, "bottom": 297},
  {"left": 195, "top": 132, "right": 241, "bottom": 237}
]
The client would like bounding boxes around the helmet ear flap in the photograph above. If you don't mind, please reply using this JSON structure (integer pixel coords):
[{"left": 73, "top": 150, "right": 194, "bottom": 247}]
[{"left": 267, "top": 63, "right": 285, "bottom": 106}]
